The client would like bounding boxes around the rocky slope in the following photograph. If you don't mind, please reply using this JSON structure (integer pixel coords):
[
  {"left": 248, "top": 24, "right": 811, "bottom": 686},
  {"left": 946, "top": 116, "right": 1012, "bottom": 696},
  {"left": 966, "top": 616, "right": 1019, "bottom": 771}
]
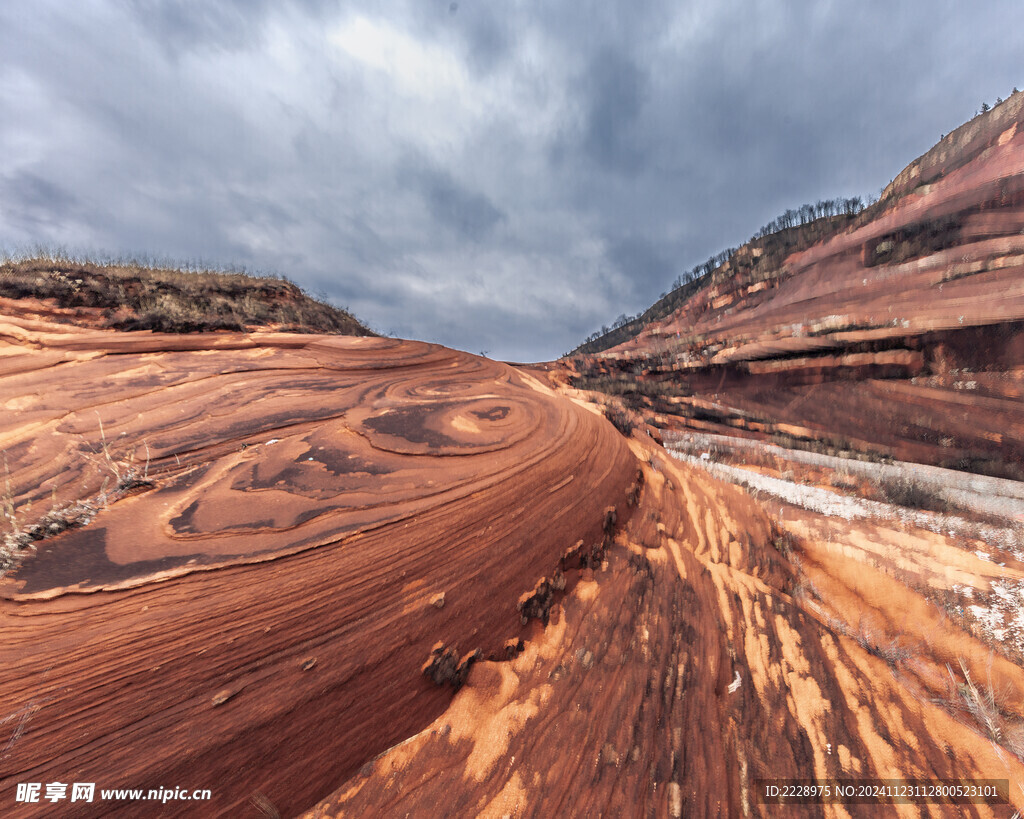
[
  {"left": 2, "top": 97, "right": 1024, "bottom": 818},
  {"left": 308, "top": 431, "right": 1024, "bottom": 817},
  {"left": 0, "top": 257, "right": 373, "bottom": 336},
  {"left": 0, "top": 313, "right": 634, "bottom": 816},
  {"left": 575, "top": 91, "right": 1024, "bottom": 481}
]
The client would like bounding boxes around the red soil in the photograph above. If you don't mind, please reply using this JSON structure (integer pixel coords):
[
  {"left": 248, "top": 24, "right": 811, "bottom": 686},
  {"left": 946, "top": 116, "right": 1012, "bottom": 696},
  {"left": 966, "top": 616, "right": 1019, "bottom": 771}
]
[{"left": 308, "top": 438, "right": 1024, "bottom": 817}]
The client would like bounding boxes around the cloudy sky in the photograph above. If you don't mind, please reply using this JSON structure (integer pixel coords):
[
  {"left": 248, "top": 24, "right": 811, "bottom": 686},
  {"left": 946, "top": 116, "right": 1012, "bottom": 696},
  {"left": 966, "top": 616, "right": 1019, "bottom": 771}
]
[{"left": 1, "top": 1, "right": 1021, "bottom": 360}]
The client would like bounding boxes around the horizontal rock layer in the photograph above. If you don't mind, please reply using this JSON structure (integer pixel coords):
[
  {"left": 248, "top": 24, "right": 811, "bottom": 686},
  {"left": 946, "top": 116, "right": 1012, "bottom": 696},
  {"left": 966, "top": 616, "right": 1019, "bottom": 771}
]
[{"left": 579, "top": 97, "right": 1024, "bottom": 480}]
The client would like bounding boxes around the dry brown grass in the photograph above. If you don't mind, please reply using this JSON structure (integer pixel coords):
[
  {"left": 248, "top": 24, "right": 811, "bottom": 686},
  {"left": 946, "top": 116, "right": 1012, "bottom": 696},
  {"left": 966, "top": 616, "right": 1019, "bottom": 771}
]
[
  {"left": 0, "top": 252, "right": 374, "bottom": 336},
  {"left": 0, "top": 421, "right": 158, "bottom": 577},
  {"left": 877, "top": 475, "right": 949, "bottom": 513},
  {"left": 945, "top": 656, "right": 1024, "bottom": 762}
]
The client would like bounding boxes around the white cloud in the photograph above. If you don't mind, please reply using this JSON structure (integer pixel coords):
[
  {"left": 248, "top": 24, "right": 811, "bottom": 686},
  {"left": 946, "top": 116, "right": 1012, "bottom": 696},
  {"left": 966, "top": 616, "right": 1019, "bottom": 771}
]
[{"left": 331, "top": 15, "right": 470, "bottom": 103}]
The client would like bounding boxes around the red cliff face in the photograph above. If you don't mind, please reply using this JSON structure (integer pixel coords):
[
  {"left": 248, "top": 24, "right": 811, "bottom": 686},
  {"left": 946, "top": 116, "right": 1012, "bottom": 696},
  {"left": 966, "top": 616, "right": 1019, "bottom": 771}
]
[{"left": 591, "top": 92, "right": 1024, "bottom": 481}]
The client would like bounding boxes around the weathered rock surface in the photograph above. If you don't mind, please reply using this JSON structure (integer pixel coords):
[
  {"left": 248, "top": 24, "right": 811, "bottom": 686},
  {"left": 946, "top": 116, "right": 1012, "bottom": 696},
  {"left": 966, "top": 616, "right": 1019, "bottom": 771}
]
[
  {"left": 0, "top": 315, "right": 635, "bottom": 816},
  {"left": 308, "top": 438, "right": 1024, "bottom": 817}
]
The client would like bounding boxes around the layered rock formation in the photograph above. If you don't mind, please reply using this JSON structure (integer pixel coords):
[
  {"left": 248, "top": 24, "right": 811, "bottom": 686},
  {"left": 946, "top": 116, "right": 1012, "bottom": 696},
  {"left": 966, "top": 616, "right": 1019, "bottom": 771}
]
[
  {"left": 3, "top": 96, "right": 1024, "bottom": 818},
  {"left": 0, "top": 314, "right": 634, "bottom": 816},
  {"left": 309, "top": 436, "right": 1024, "bottom": 817},
  {"left": 579, "top": 92, "right": 1024, "bottom": 481}
]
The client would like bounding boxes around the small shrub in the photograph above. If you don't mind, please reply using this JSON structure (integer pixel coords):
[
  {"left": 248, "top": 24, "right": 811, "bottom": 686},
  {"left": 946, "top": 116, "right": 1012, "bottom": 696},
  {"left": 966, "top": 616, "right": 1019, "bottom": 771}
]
[
  {"left": 769, "top": 522, "right": 797, "bottom": 560},
  {"left": 855, "top": 621, "right": 913, "bottom": 668},
  {"left": 944, "top": 656, "right": 1024, "bottom": 762},
  {"left": 877, "top": 476, "right": 948, "bottom": 512},
  {"left": 604, "top": 405, "right": 636, "bottom": 437},
  {"left": 950, "top": 657, "right": 1002, "bottom": 744},
  {"left": 1, "top": 425, "right": 154, "bottom": 577}
]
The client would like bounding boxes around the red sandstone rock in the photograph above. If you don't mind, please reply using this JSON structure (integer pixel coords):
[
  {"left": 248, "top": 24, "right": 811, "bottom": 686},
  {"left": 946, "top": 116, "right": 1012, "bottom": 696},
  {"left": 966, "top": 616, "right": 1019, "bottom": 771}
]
[
  {"left": 587, "top": 96, "right": 1024, "bottom": 481},
  {"left": 0, "top": 316, "right": 635, "bottom": 816}
]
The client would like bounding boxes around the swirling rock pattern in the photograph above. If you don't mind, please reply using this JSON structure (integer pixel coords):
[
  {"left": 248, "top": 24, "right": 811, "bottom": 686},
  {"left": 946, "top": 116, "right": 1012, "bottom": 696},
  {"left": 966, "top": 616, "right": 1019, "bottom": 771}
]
[
  {"left": 309, "top": 439, "right": 1024, "bottom": 817},
  {"left": 0, "top": 315, "right": 636, "bottom": 816}
]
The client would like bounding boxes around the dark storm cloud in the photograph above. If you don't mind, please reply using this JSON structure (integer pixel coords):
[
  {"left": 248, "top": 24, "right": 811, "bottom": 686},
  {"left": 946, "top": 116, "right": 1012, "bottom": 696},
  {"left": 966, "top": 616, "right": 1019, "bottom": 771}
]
[
  {"left": 0, "top": 171, "right": 80, "bottom": 235},
  {"left": 579, "top": 48, "right": 649, "bottom": 174},
  {"left": 606, "top": 236, "right": 673, "bottom": 289},
  {"left": 124, "top": 0, "right": 275, "bottom": 52},
  {"left": 123, "top": 0, "right": 341, "bottom": 53},
  {"left": 454, "top": 3, "right": 513, "bottom": 74},
  {"left": 1, "top": 0, "right": 1022, "bottom": 360},
  {"left": 398, "top": 159, "right": 505, "bottom": 242}
]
